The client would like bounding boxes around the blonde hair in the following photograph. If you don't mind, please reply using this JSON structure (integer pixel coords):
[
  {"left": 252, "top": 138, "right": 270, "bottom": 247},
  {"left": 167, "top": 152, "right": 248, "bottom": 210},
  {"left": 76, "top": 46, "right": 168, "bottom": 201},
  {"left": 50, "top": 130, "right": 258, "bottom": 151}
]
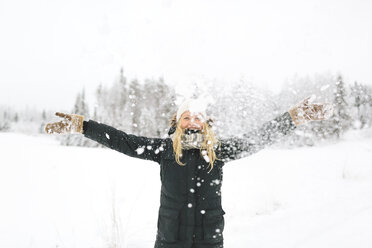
[{"left": 170, "top": 113, "right": 220, "bottom": 172}]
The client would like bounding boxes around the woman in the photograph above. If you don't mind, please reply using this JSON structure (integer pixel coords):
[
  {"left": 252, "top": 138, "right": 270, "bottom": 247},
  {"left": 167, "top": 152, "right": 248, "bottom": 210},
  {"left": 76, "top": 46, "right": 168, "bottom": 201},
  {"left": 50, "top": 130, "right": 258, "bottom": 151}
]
[{"left": 45, "top": 96, "right": 333, "bottom": 248}]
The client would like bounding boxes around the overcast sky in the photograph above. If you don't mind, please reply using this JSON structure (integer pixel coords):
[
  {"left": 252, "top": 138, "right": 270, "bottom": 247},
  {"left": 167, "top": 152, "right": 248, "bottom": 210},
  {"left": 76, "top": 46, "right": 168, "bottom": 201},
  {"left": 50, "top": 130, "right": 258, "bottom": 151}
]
[{"left": 1, "top": 0, "right": 372, "bottom": 111}]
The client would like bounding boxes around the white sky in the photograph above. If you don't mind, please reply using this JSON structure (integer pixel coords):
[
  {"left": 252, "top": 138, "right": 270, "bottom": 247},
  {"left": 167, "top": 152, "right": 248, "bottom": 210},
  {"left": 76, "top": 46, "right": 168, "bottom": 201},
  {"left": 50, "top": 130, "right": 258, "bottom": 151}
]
[{"left": 1, "top": 0, "right": 372, "bottom": 111}]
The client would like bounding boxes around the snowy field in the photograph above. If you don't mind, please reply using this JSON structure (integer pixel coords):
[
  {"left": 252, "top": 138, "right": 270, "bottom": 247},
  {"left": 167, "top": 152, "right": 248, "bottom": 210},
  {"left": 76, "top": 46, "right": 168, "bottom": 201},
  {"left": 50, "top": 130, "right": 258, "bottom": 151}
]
[{"left": 0, "top": 130, "right": 372, "bottom": 248}]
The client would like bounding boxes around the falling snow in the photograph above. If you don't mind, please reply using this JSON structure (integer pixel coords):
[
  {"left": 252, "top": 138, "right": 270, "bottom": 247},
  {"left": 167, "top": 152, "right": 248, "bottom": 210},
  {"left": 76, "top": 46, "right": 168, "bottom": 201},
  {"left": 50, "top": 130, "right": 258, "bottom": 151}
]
[
  {"left": 212, "top": 179, "right": 221, "bottom": 185},
  {"left": 136, "top": 146, "right": 145, "bottom": 155},
  {"left": 203, "top": 155, "right": 210, "bottom": 163},
  {"left": 320, "top": 84, "right": 330, "bottom": 91}
]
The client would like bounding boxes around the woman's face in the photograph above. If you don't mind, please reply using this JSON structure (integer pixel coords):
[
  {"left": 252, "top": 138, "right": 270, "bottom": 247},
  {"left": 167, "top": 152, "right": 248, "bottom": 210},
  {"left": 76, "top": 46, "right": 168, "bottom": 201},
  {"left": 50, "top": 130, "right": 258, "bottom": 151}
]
[{"left": 179, "top": 111, "right": 204, "bottom": 130}]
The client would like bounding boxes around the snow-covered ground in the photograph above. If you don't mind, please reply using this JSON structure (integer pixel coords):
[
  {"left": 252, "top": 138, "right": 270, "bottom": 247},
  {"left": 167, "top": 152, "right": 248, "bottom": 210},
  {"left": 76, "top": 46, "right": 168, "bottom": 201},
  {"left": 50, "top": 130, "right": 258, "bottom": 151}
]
[{"left": 0, "top": 130, "right": 371, "bottom": 248}]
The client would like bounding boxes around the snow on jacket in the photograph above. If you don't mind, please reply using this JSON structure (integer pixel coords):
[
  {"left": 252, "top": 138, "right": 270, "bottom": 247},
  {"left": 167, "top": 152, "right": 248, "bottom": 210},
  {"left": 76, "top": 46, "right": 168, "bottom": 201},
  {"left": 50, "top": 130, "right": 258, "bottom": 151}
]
[{"left": 82, "top": 111, "right": 297, "bottom": 248}]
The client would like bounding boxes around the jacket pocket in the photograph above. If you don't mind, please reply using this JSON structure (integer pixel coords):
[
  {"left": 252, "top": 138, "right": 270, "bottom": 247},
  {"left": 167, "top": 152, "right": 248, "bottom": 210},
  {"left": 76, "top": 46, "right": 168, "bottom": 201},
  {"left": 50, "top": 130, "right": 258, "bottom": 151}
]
[
  {"left": 157, "top": 206, "right": 180, "bottom": 242},
  {"left": 202, "top": 208, "right": 225, "bottom": 240}
]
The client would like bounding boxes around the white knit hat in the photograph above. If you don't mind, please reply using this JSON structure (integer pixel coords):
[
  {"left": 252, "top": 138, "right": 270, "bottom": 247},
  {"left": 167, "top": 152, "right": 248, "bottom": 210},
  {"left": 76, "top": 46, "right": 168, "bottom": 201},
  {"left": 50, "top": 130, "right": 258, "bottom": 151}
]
[{"left": 176, "top": 99, "right": 207, "bottom": 122}]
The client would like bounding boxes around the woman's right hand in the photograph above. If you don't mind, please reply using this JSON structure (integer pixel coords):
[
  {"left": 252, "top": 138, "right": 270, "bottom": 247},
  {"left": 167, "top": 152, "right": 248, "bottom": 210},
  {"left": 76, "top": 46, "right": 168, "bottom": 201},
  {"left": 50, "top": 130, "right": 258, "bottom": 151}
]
[{"left": 45, "top": 112, "right": 84, "bottom": 134}]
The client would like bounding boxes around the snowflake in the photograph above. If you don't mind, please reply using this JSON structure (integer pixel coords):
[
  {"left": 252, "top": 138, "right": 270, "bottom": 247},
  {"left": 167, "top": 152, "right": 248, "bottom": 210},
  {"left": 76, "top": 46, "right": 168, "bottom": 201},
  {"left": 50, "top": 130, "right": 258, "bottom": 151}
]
[
  {"left": 212, "top": 179, "right": 221, "bottom": 185},
  {"left": 136, "top": 147, "right": 145, "bottom": 155},
  {"left": 203, "top": 155, "right": 210, "bottom": 163}
]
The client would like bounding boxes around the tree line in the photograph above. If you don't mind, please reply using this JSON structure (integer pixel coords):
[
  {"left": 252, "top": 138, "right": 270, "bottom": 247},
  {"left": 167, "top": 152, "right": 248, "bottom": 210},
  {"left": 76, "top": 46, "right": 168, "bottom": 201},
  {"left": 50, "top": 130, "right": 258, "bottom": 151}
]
[{"left": 1, "top": 69, "right": 371, "bottom": 148}]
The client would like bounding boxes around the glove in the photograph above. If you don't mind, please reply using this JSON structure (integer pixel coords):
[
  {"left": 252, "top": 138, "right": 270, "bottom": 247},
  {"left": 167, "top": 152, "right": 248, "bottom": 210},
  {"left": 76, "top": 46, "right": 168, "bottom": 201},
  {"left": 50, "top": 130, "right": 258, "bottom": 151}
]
[
  {"left": 288, "top": 95, "right": 334, "bottom": 126},
  {"left": 45, "top": 112, "right": 84, "bottom": 134}
]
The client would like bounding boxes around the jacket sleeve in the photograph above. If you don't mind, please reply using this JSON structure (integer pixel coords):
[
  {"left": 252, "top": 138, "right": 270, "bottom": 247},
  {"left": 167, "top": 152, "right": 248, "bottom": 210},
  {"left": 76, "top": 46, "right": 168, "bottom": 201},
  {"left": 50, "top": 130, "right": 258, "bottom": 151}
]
[
  {"left": 216, "top": 111, "right": 297, "bottom": 163},
  {"left": 83, "top": 120, "right": 166, "bottom": 164}
]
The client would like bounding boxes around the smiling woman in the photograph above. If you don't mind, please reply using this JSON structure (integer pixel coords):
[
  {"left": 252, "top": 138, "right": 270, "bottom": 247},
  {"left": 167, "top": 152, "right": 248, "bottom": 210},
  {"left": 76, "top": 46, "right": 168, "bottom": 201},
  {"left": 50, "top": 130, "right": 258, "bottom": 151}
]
[
  {"left": 169, "top": 100, "right": 219, "bottom": 171},
  {"left": 44, "top": 97, "right": 333, "bottom": 248}
]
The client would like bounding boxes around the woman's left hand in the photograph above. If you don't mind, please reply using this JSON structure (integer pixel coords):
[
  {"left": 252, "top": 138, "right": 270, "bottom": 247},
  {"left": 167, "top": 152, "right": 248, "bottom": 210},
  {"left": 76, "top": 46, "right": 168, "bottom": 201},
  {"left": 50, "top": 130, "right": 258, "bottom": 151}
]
[{"left": 288, "top": 95, "right": 334, "bottom": 126}]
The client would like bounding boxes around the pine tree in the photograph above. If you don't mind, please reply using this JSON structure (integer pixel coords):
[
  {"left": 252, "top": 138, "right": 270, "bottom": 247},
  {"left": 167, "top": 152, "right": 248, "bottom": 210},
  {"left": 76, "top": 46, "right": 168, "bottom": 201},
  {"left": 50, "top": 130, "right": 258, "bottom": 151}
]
[
  {"left": 13, "top": 113, "right": 19, "bottom": 122},
  {"left": 39, "top": 110, "right": 46, "bottom": 134},
  {"left": 0, "top": 110, "right": 10, "bottom": 131},
  {"left": 331, "top": 75, "right": 352, "bottom": 139},
  {"left": 73, "top": 88, "right": 90, "bottom": 117},
  {"left": 128, "top": 79, "right": 142, "bottom": 135},
  {"left": 367, "top": 86, "right": 372, "bottom": 128},
  {"left": 350, "top": 81, "right": 364, "bottom": 129},
  {"left": 142, "top": 77, "right": 177, "bottom": 137},
  {"left": 60, "top": 88, "right": 91, "bottom": 146},
  {"left": 116, "top": 67, "right": 129, "bottom": 131}
]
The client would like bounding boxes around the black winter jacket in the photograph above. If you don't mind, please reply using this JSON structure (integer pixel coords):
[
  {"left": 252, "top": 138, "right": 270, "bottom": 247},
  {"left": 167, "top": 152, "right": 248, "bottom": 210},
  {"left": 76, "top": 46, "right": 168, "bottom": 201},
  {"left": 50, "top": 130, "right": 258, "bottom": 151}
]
[{"left": 82, "top": 111, "right": 297, "bottom": 248}]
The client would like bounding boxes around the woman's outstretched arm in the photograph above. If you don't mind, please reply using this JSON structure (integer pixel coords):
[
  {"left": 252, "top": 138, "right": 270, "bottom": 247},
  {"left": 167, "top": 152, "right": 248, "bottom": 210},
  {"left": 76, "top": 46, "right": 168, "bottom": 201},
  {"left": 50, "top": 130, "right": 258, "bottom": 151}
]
[
  {"left": 45, "top": 112, "right": 166, "bottom": 164},
  {"left": 217, "top": 96, "right": 334, "bottom": 162},
  {"left": 83, "top": 119, "right": 165, "bottom": 163},
  {"left": 217, "top": 111, "right": 297, "bottom": 162}
]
